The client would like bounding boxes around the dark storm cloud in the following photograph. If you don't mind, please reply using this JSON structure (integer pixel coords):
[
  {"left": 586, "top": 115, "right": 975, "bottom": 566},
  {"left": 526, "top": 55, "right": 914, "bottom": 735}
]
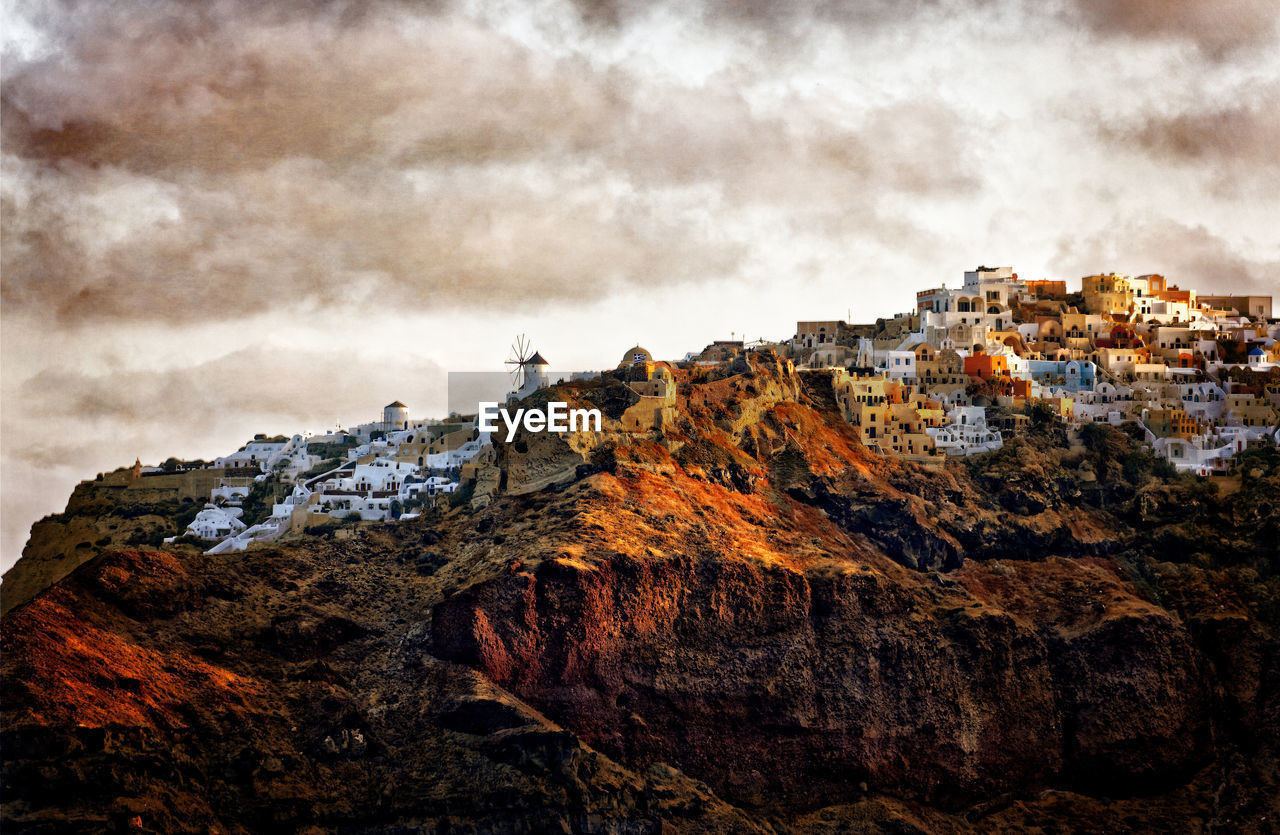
[
  {"left": 1, "top": 2, "right": 626, "bottom": 174},
  {"left": 1052, "top": 218, "right": 1280, "bottom": 294},
  {"left": 569, "top": 0, "right": 982, "bottom": 36},
  {"left": 1, "top": 0, "right": 982, "bottom": 327},
  {"left": 570, "top": 0, "right": 1278, "bottom": 57},
  {"left": 1100, "top": 82, "right": 1280, "bottom": 191},
  {"left": 1063, "top": 0, "right": 1279, "bottom": 56},
  {"left": 1, "top": 0, "right": 719, "bottom": 323}
]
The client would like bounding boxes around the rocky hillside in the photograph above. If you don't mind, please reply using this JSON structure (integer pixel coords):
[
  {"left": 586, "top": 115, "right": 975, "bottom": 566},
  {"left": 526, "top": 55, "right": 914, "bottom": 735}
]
[
  {"left": 1, "top": 478, "right": 203, "bottom": 617},
  {"left": 3, "top": 357, "right": 1278, "bottom": 832}
]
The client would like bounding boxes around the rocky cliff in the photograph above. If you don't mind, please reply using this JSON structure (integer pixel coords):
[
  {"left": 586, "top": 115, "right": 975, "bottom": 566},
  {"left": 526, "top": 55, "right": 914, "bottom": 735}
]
[
  {"left": 3, "top": 358, "right": 1278, "bottom": 832},
  {"left": 1, "top": 476, "right": 202, "bottom": 617}
]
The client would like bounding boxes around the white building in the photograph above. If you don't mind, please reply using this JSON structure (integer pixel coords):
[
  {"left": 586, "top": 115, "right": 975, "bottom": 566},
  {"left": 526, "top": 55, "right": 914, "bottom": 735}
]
[
  {"left": 383, "top": 401, "right": 410, "bottom": 431},
  {"left": 271, "top": 484, "right": 313, "bottom": 519},
  {"left": 212, "top": 437, "right": 302, "bottom": 471},
  {"left": 204, "top": 516, "right": 290, "bottom": 554},
  {"left": 187, "top": 505, "right": 247, "bottom": 541},
  {"left": 926, "top": 406, "right": 1003, "bottom": 456},
  {"left": 351, "top": 459, "right": 418, "bottom": 493},
  {"left": 413, "top": 475, "right": 458, "bottom": 497},
  {"left": 209, "top": 484, "right": 250, "bottom": 505},
  {"left": 1072, "top": 381, "right": 1138, "bottom": 425},
  {"left": 421, "top": 435, "right": 491, "bottom": 470},
  {"left": 318, "top": 495, "right": 398, "bottom": 522},
  {"left": 885, "top": 350, "right": 917, "bottom": 380},
  {"left": 1177, "top": 382, "right": 1227, "bottom": 420},
  {"left": 1154, "top": 434, "right": 1243, "bottom": 476}
]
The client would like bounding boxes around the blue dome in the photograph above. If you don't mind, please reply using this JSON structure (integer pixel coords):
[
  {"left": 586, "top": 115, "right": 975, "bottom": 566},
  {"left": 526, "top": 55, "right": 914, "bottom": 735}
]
[{"left": 1249, "top": 347, "right": 1266, "bottom": 356}]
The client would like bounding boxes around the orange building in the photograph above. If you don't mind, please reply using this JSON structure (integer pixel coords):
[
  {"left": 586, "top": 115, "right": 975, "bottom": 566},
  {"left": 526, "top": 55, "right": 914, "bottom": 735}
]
[
  {"left": 964, "top": 353, "right": 1009, "bottom": 380},
  {"left": 1136, "top": 274, "right": 1167, "bottom": 294},
  {"left": 1024, "top": 280, "right": 1067, "bottom": 300}
]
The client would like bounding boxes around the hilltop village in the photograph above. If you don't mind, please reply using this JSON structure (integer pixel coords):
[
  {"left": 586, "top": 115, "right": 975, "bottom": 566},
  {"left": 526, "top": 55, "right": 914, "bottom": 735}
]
[
  {"left": 800, "top": 267, "right": 1278, "bottom": 468},
  {"left": 109, "top": 267, "right": 1277, "bottom": 555}
]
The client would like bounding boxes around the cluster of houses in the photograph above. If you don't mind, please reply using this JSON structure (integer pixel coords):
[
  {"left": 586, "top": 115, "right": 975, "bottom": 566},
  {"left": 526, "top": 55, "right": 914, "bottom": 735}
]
[
  {"left": 164, "top": 266, "right": 1275, "bottom": 553},
  {"left": 795, "top": 267, "right": 1279, "bottom": 473},
  {"left": 172, "top": 345, "right": 690, "bottom": 551},
  {"left": 170, "top": 400, "right": 486, "bottom": 552}
]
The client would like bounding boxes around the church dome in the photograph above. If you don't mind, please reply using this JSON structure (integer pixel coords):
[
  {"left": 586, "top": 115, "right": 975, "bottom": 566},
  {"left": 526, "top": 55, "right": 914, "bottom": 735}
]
[{"left": 620, "top": 345, "right": 653, "bottom": 367}]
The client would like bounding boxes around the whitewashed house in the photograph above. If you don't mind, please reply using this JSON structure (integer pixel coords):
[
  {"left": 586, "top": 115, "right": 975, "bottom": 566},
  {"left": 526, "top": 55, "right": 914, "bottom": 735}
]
[
  {"left": 213, "top": 437, "right": 297, "bottom": 471},
  {"left": 885, "top": 350, "right": 917, "bottom": 381},
  {"left": 352, "top": 459, "right": 418, "bottom": 494},
  {"left": 210, "top": 484, "right": 251, "bottom": 505},
  {"left": 1178, "top": 382, "right": 1227, "bottom": 420},
  {"left": 927, "top": 406, "right": 1003, "bottom": 456},
  {"left": 187, "top": 505, "right": 247, "bottom": 541},
  {"left": 415, "top": 475, "right": 458, "bottom": 496},
  {"left": 271, "top": 484, "right": 312, "bottom": 520},
  {"left": 1154, "top": 435, "right": 1238, "bottom": 476}
]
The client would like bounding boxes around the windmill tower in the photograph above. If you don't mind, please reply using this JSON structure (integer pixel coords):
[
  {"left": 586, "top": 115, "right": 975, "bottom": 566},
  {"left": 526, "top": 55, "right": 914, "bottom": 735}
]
[{"left": 505, "top": 334, "right": 549, "bottom": 398}]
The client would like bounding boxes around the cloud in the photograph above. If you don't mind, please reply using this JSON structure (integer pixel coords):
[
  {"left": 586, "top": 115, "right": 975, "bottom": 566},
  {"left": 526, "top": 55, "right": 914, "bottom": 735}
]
[
  {"left": 1, "top": 0, "right": 982, "bottom": 328},
  {"left": 568, "top": 0, "right": 1278, "bottom": 58},
  {"left": 13, "top": 345, "right": 446, "bottom": 437},
  {"left": 1097, "top": 82, "right": 1280, "bottom": 193},
  {"left": 1, "top": 154, "right": 752, "bottom": 322},
  {"left": 1051, "top": 217, "right": 1280, "bottom": 294},
  {"left": 1, "top": 2, "right": 732, "bottom": 323},
  {"left": 2, "top": 4, "right": 619, "bottom": 174},
  {"left": 568, "top": 0, "right": 980, "bottom": 39},
  {"left": 1062, "top": 0, "right": 1279, "bottom": 57}
]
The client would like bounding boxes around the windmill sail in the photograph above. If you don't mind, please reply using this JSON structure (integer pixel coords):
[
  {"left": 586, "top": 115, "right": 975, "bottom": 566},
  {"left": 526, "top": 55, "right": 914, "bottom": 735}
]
[{"left": 505, "top": 334, "right": 535, "bottom": 390}]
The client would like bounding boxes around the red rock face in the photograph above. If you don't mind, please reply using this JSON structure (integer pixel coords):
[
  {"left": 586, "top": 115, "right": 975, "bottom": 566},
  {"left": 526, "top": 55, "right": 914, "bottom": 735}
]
[
  {"left": 434, "top": 546, "right": 1211, "bottom": 810},
  {"left": 429, "top": 360, "right": 1226, "bottom": 815},
  {"left": 2, "top": 549, "right": 264, "bottom": 732}
]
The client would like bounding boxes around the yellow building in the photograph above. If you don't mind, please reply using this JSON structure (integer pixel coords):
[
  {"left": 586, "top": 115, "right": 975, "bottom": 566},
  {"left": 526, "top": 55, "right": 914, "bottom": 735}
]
[
  {"left": 881, "top": 403, "right": 940, "bottom": 457},
  {"left": 1042, "top": 397, "right": 1074, "bottom": 421},
  {"left": 621, "top": 362, "right": 679, "bottom": 432},
  {"left": 1082, "top": 274, "right": 1134, "bottom": 316},
  {"left": 1146, "top": 408, "right": 1199, "bottom": 439},
  {"left": 833, "top": 373, "right": 899, "bottom": 421},
  {"left": 831, "top": 372, "right": 941, "bottom": 458},
  {"left": 1224, "top": 394, "right": 1278, "bottom": 429},
  {"left": 392, "top": 423, "right": 475, "bottom": 466},
  {"left": 916, "top": 347, "right": 968, "bottom": 401}
]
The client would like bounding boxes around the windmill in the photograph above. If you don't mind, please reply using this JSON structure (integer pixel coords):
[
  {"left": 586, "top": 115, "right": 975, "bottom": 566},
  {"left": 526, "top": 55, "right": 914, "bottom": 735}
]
[{"left": 505, "top": 334, "right": 549, "bottom": 393}]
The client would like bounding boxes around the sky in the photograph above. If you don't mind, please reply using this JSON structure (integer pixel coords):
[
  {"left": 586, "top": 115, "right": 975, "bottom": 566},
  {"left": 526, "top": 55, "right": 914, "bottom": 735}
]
[{"left": 2, "top": 0, "right": 1279, "bottom": 572}]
